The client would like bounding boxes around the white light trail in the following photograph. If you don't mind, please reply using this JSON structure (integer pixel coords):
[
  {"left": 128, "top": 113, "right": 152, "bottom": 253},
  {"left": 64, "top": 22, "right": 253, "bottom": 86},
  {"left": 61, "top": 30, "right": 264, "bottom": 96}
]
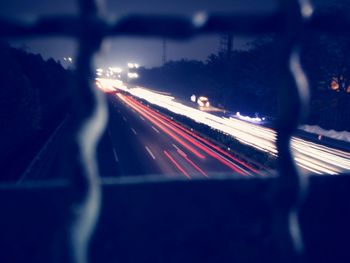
[
  {"left": 100, "top": 78, "right": 350, "bottom": 175},
  {"left": 109, "top": 67, "right": 123, "bottom": 73}
]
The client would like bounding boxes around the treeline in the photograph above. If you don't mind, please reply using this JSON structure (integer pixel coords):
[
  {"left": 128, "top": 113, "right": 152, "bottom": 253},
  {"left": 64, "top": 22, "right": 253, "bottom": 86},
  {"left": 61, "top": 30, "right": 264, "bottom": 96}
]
[
  {"left": 0, "top": 42, "right": 71, "bottom": 181},
  {"left": 136, "top": 32, "right": 350, "bottom": 132},
  {"left": 136, "top": 49, "right": 278, "bottom": 118}
]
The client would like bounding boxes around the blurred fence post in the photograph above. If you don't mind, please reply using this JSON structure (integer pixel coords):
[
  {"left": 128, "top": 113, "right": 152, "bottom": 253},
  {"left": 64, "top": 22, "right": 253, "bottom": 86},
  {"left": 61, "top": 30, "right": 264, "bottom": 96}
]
[
  {"left": 274, "top": 0, "right": 313, "bottom": 261},
  {"left": 64, "top": 0, "right": 107, "bottom": 262}
]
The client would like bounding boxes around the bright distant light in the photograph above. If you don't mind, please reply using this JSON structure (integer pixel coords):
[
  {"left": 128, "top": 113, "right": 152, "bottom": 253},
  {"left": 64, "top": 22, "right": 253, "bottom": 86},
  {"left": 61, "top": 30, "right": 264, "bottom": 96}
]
[
  {"left": 197, "top": 96, "right": 209, "bottom": 107},
  {"left": 96, "top": 78, "right": 127, "bottom": 92},
  {"left": 190, "top": 95, "right": 196, "bottom": 102},
  {"left": 128, "top": 63, "right": 140, "bottom": 69},
  {"left": 96, "top": 68, "right": 103, "bottom": 72},
  {"left": 302, "top": 2, "right": 314, "bottom": 18},
  {"left": 193, "top": 11, "right": 208, "bottom": 27},
  {"left": 63, "top": 57, "right": 73, "bottom": 63},
  {"left": 109, "top": 67, "right": 123, "bottom": 73},
  {"left": 127, "top": 72, "right": 139, "bottom": 79}
]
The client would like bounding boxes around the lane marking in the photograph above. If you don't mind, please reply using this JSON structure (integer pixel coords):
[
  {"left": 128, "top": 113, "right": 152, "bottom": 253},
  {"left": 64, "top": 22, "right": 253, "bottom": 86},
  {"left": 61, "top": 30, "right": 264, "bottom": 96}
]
[
  {"left": 107, "top": 129, "right": 119, "bottom": 163},
  {"left": 163, "top": 150, "right": 191, "bottom": 179},
  {"left": 151, "top": 126, "right": 160, "bottom": 133},
  {"left": 131, "top": 128, "right": 137, "bottom": 135},
  {"left": 112, "top": 148, "right": 119, "bottom": 163},
  {"left": 122, "top": 116, "right": 127, "bottom": 122},
  {"left": 145, "top": 146, "right": 156, "bottom": 160},
  {"left": 173, "top": 143, "right": 180, "bottom": 150},
  {"left": 139, "top": 116, "right": 145, "bottom": 121},
  {"left": 172, "top": 144, "right": 180, "bottom": 151},
  {"left": 177, "top": 149, "right": 208, "bottom": 178},
  {"left": 176, "top": 148, "right": 187, "bottom": 157}
]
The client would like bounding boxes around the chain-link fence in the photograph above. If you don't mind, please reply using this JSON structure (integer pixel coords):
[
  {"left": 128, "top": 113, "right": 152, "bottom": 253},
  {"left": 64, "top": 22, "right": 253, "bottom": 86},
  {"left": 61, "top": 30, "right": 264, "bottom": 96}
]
[{"left": 1, "top": 0, "right": 349, "bottom": 263}]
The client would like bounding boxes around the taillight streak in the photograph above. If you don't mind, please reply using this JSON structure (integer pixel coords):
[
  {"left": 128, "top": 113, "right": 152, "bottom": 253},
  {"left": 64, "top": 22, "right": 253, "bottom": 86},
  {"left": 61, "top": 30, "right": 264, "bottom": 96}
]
[
  {"left": 118, "top": 94, "right": 205, "bottom": 159},
  {"left": 126, "top": 96, "right": 247, "bottom": 175},
  {"left": 177, "top": 149, "right": 208, "bottom": 178},
  {"left": 130, "top": 96, "right": 260, "bottom": 175}
]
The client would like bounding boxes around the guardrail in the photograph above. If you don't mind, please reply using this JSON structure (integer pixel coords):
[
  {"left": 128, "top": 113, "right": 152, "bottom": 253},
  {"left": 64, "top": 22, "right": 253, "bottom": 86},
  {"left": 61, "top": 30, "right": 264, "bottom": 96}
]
[{"left": 17, "top": 117, "right": 68, "bottom": 184}]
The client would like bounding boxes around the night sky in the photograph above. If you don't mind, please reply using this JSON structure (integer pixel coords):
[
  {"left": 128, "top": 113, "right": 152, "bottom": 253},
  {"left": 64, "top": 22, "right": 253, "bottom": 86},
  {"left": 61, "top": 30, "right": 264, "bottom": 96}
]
[{"left": 0, "top": 0, "right": 334, "bottom": 68}]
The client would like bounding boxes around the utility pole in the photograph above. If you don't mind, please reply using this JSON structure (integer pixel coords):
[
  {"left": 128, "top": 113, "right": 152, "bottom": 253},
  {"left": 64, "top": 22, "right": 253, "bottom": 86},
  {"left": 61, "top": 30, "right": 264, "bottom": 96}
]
[
  {"left": 219, "top": 32, "right": 233, "bottom": 60},
  {"left": 162, "top": 38, "right": 167, "bottom": 65}
]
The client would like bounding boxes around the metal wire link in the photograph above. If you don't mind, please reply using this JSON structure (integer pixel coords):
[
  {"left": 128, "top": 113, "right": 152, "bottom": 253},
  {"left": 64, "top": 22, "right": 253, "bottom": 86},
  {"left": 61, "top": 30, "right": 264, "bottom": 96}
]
[
  {"left": 272, "top": 0, "right": 313, "bottom": 261},
  {"left": 63, "top": 1, "right": 107, "bottom": 263},
  {"left": 2, "top": 9, "right": 349, "bottom": 39}
]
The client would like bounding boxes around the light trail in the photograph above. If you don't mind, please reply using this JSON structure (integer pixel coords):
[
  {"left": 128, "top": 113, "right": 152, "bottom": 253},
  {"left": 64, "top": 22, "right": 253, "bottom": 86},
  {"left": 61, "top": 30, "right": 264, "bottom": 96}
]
[
  {"left": 176, "top": 149, "right": 209, "bottom": 178},
  {"left": 122, "top": 94, "right": 208, "bottom": 160},
  {"left": 135, "top": 100, "right": 262, "bottom": 175},
  {"left": 101, "top": 79, "right": 350, "bottom": 175},
  {"left": 117, "top": 93, "right": 206, "bottom": 159},
  {"left": 163, "top": 150, "right": 191, "bottom": 179},
  {"left": 124, "top": 95, "right": 250, "bottom": 175}
]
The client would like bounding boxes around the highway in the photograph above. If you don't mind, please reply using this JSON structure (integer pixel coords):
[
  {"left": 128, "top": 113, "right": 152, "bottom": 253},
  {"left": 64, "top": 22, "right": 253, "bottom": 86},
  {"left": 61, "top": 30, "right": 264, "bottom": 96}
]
[
  {"left": 97, "top": 78, "right": 350, "bottom": 175},
  {"left": 102, "top": 92, "right": 260, "bottom": 179}
]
